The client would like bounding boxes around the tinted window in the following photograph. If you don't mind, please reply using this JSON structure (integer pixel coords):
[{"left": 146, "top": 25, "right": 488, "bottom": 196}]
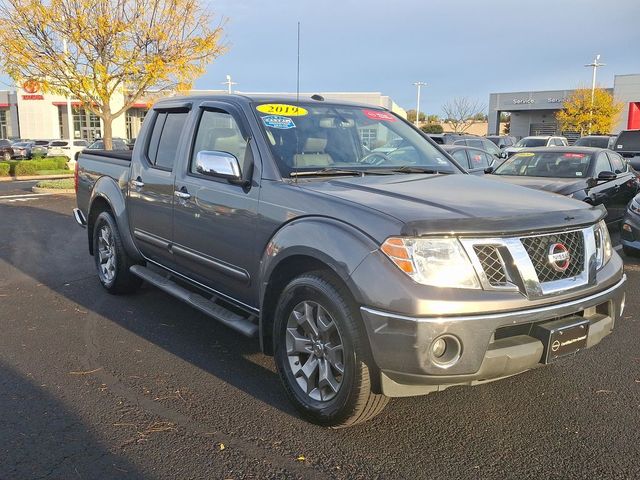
[
  {"left": 50, "top": 141, "right": 68, "bottom": 146},
  {"left": 495, "top": 151, "right": 592, "bottom": 178},
  {"left": 607, "top": 152, "right": 625, "bottom": 173},
  {"left": 615, "top": 131, "right": 640, "bottom": 152},
  {"left": 481, "top": 139, "right": 501, "bottom": 156},
  {"left": 0, "top": 139, "right": 11, "bottom": 147},
  {"left": 593, "top": 153, "right": 612, "bottom": 175},
  {"left": 191, "top": 110, "right": 249, "bottom": 174},
  {"left": 451, "top": 149, "right": 469, "bottom": 169},
  {"left": 74, "top": 140, "right": 88, "bottom": 147},
  {"left": 515, "top": 138, "right": 547, "bottom": 147},
  {"left": 467, "top": 139, "right": 484, "bottom": 149}
]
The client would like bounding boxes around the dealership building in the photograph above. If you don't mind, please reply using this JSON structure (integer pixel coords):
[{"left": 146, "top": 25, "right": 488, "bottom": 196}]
[
  {"left": 488, "top": 73, "right": 640, "bottom": 140},
  {"left": 0, "top": 85, "right": 405, "bottom": 142}
]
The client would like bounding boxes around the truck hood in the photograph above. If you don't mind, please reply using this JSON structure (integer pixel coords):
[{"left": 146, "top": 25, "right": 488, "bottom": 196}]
[
  {"left": 299, "top": 173, "right": 605, "bottom": 236},
  {"left": 484, "top": 175, "right": 587, "bottom": 196}
]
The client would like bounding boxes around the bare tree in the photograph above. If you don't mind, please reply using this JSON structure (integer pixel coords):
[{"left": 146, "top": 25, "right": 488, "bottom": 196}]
[{"left": 441, "top": 97, "right": 487, "bottom": 133}]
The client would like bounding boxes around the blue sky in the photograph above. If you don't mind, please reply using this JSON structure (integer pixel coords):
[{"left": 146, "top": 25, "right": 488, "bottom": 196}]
[
  {"left": 205, "top": 0, "right": 640, "bottom": 113},
  {"left": 3, "top": 0, "right": 639, "bottom": 115}
]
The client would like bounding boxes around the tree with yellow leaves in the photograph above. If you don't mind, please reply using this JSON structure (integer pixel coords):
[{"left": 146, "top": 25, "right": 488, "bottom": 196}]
[
  {"left": 0, "top": 0, "right": 226, "bottom": 148},
  {"left": 556, "top": 88, "right": 622, "bottom": 136}
]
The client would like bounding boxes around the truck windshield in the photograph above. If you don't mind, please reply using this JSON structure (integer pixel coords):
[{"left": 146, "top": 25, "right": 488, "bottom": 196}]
[
  {"left": 253, "top": 102, "right": 460, "bottom": 177},
  {"left": 494, "top": 151, "right": 592, "bottom": 178}
]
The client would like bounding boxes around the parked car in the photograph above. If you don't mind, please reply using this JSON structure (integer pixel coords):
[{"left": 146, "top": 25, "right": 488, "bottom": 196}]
[
  {"left": 503, "top": 136, "right": 568, "bottom": 158},
  {"left": 453, "top": 137, "right": 504, "bottom": 158},
  {"left": 621, "top": 194, "right": 640, "bottom": 255},
  {"left": 74, "top": 95, "right": 625, "bottom": 427},
  {"left": 612, "top": 129, "right": 640, "bottom": 170},
  {"left": 11, "top": 141, "right": 35, "bottom": 159},
  {"left": 487, "top": 147, "right": 639, "bottom": 222},
  {"left": 440, "top": 145, "right": 496, "bottom": 174},
  {"left": 574, "top": 135, "right": 617, "bottom": 150},
  {"left": 47, "top": 139, "right": 90, "bottom": 163},
  {"left": 0, "top": 139, "right": 14, "bottom": 161},
  {"left": 486, "top": 135, "right": 517, "bottom": 149},
  {"left": 426, "top": 132, "right": 478, "bottom": 145},
  {"left": 31, "top": 140, "right": 51, "bottom": 157},
  {"left": 86, "top": 138, "right": 129, "bottom": 150}
]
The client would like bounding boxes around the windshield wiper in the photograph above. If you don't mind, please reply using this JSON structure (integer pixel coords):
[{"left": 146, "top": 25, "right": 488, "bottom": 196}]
[
  {"left": 390, "top": 166, "right": 450, "bottom": 174},
  {"left": 290, "top": 167, "right": 393, "bottom": 177}
]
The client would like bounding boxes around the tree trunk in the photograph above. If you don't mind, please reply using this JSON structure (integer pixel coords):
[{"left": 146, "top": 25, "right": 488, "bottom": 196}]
[{"left": 101, "top": 106, "right": 113, "bottom": 150}]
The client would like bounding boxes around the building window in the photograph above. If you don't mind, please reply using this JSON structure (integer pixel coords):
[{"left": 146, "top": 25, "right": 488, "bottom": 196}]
[
  {"left": 126, "top": 108, "right": 148, "bottom": 140},
  {"left": 72, "top": 106, "right": 101, "bottom": 141},
  {"left": 0, "top": 110, "right": 7, "bottom": 139}
]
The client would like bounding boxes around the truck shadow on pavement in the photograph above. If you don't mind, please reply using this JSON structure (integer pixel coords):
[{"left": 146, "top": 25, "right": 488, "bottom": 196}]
[
  {"left": 0, "top": 360, "right": 141, "bottom": 479},
  {"left": 0, "top": 202, "right": 297, "bottom": 418}
]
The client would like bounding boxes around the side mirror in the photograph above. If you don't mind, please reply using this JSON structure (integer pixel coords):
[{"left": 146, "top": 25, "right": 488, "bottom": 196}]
[
  {"left": 195, "top": 150, "right": 243, "bottom": 183},
  {"left": 484, "top": 166, "right": 495, "bottom": 174},
  {"left": 598, "top": 170, "right": 617, "bottom": 181}
]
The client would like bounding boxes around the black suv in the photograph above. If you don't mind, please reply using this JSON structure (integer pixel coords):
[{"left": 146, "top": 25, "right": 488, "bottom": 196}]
[{"left": 612, "top": 130, "right": 640, "bottom": 169}]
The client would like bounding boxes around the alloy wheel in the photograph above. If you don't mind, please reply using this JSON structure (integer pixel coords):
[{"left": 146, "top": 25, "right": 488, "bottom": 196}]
[
  {"left": 97, "top": 224, "right": 116, "bottom": 283},
  {"left": 285, "top": 301, "right": 345, "bottom": 401}
]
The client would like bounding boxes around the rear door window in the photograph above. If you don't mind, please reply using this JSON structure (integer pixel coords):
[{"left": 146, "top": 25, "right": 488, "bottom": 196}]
[
  {"left": 147, "top": 112, "right": 188, "bottom": 170},
  {"left": 607, "top": 152, "right": 626, "bottom": 173}
]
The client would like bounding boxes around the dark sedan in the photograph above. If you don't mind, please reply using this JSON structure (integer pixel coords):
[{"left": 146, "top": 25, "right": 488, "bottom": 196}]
[
  {"left": 486, "top": 147, "right": 639, "bottom": 222},
  {"left": 440, "top": 145, "right": 496, "bottom": 175},
  {"left": 0, "top": 139, "right": 14, "bottom": 161},
  {"left": 11, "top": 141, "right": 35, "bottom": 159}
]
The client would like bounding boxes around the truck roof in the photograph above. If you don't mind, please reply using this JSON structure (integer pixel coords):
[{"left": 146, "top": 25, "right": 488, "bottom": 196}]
[{"left": 153, "top": 93, "right": 386, "bottom": 110}]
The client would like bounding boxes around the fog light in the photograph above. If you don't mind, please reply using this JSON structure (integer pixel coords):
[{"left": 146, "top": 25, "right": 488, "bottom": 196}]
[
  {"left": 430, "top": 335, "right": 462, "bottom": 368},
  {"left": 432, "top": 338, "right": 447, "bottom": 358}
]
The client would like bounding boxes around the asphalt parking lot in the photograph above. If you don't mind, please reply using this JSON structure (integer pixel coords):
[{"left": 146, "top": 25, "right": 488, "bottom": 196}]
[{"left": 1, "top": 193, "right": 639, "bottom": 479}]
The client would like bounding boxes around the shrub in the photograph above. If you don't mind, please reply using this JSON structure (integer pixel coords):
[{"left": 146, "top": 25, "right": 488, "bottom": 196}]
[
  {"left": 35, "top": 178, "right": 74, "bottom": 189},
  {"left": 420, "top": 123, "right": 444, "bottom": 134},
  {"left": 0, "top": 162, "right": 9, "bottom": 176},
  {"left": 14, "top": 158, "right": 70, "bottom": 176}
]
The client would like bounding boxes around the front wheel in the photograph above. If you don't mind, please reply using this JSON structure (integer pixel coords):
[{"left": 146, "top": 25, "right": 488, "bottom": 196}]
[
  {"left": 274, "top": 272, "right": 388, "bottom": 428},
  {"left": 3, "top": 151, "right": 10, "bottom": 161},
  {"left": 92, "top": 211, "right": 142, "bottom": 294}
]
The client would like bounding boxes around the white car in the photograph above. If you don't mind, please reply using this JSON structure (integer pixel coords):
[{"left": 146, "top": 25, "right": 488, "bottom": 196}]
[
  {"left": 47, "top": 139, "right": 90, "bottom": 165},
  {"left": 503, "top": 136, "right": 568, "bottom": 158}
]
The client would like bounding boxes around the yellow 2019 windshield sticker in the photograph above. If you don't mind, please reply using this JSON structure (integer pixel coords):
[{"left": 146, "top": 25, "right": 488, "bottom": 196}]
[{"left": 256, "top": 104, "right": 308, "bottom": 116}]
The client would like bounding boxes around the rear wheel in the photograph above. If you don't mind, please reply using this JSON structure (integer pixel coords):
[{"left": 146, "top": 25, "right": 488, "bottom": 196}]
[
  {"left": 274, "top": 272, "right": 388, "bottom": 428},
  {"left": 92, "top": 211, "right": 142, "bottom": 294},
  {"left": 3, "top": 151, "right": 10, "bottom": 161}
]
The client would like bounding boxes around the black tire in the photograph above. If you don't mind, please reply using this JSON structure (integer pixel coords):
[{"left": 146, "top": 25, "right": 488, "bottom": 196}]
[
  {"left": 92, "top": 211, "right": 142, "bottom": 294},
  {"left": 274, "top": 271, "right": 388, "bottom": 428},
  {"left": 3, "top": 151, "right": 10, "bottom": 161}
]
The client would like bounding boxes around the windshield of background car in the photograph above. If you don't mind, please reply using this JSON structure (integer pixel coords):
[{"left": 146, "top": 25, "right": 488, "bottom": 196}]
[
  {"left": 494, "top": 151, "right": 592, "bottom": 178},
  {"left": 615, "top": 131, "right": 640, "bottom": 151},
  {"left": 574, "top": 137, "right": 608, "bottom": 148},
  {"left": 253, "top": 103, "right": 460, "bottom": 176},
  {"left": 515, "top": 138, "right": 546, "bottom": 147}
]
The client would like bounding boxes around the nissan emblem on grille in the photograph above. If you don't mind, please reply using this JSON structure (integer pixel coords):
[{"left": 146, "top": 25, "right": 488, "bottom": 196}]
[{"left": 548, "top": 242, "right": 570, "bottom": 273}]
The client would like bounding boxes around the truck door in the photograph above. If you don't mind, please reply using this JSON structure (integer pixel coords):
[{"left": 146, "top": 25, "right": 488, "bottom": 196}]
[
  {"left": 172, "top": 103, "right": 260, "bottom": 309},
  {"left": 128, "top": 106, "right": 189, "bottom": 268}
]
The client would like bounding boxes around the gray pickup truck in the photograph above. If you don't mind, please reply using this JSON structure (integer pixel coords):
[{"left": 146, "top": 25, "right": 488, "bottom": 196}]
[{"left": 74, "top": 94, "right": 626, "bottom": 427}]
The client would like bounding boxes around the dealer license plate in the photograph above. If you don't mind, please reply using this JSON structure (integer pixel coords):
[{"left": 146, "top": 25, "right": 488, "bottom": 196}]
[{"left": 533, "top": 317, "right": 590, "bottom": 364}]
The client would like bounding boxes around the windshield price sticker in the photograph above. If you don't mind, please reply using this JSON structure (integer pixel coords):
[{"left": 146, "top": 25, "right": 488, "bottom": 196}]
[
  {"left": 257, "top": 104, "right": 308, "bottom": 116},
  {"left": 362, "top": 109, "right": 397, "bottom": 122},
  {"left": 262, "top": 115, "right": 296, "bottom": 129}
]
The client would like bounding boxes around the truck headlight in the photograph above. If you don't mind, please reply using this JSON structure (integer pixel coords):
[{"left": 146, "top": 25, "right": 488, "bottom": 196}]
[
  {"left": 594, "top": 220, "right": 612, "bottom": 269},
  {"left": 381, "top": 237, "right": 480, "bottom": 289}
]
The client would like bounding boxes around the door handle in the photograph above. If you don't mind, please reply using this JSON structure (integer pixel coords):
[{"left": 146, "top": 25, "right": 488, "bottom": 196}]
[
  {"left": 131, "top": 177, "right": 144, "bottom": 188},
  {"left": 174, "top": 189, "right": 191, "bottom": 200}
]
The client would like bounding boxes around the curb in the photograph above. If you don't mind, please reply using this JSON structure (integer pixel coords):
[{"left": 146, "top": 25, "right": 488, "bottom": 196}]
[
  {"left": 0, "top": 174, "right": 74, "bottom": 182},
  {"left": 31, "top": 186, "right": 75, "bottom": 194}
]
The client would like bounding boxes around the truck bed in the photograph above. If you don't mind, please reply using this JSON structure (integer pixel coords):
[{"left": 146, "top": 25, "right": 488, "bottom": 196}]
[{"left": 76, "top": 150, "right": 132, "bottom": 217}]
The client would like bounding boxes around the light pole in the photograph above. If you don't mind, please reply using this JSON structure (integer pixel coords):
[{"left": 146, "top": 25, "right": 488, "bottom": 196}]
[
  {"left": 62, "top": 39, "right": 75, "bottom": 140},
  {"left": 584, "top": 54, "right": 605, "bottom": 134},
  {"left": 413, "top": 81, "right": 427, "bottom": 127},
  {"left": 222, "top": 75, "right": 237, "bottom": 94}
]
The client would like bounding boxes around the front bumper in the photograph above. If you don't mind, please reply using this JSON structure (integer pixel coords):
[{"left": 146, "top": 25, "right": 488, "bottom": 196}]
[{"left": 360, "top": 275, "right": 626, "bottom": 397}]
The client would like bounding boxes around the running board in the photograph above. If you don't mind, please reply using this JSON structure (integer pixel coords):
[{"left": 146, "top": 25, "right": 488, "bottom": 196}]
[{"left": 130, "top": 265, "right": 258, "bottom": 338}]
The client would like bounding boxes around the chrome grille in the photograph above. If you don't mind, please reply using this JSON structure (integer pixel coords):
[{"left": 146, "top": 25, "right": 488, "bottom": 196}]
[
  {"left": 473, "top": 245, "right": 508, "bottom": 287},
  {"left": 520, "top": 231, "right": 584, "bottom": 283}
]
